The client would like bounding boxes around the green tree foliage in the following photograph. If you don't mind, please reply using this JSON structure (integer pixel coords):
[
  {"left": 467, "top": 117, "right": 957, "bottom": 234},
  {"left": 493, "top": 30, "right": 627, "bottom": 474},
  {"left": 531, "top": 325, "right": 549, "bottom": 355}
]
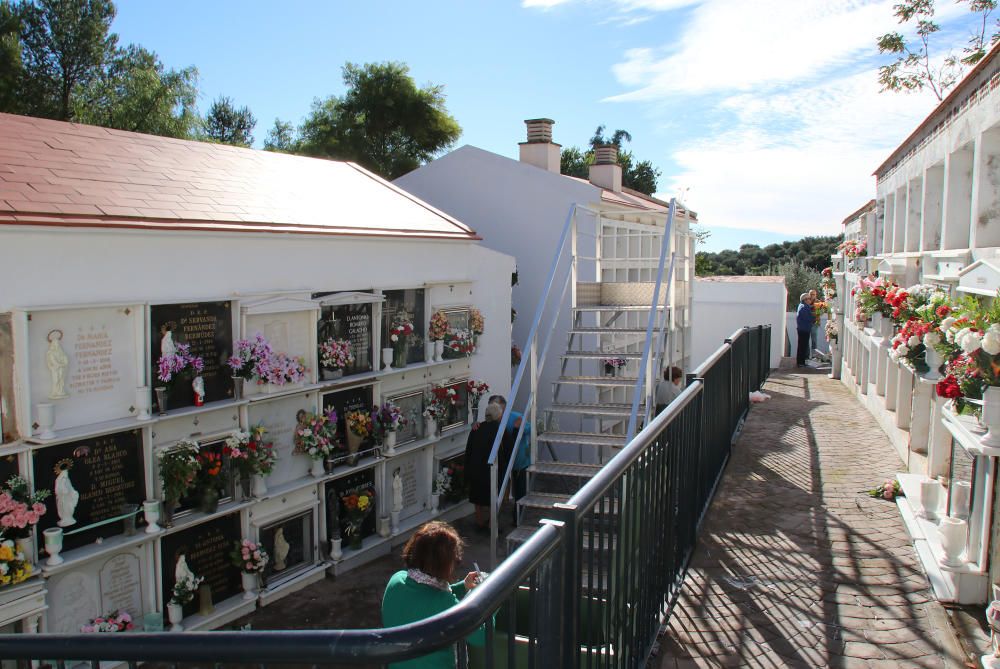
[
  {"left": 775, "top": 261, "right": 823, "bottom": 311},
  {"left": 263, "top": 118, "right": 295, "bottom": 152},
  {"left": 877, "top": 0, "right": 999, "bottom": 100},
  {"left": 202, "top": 95, "right": 255, "bottom": 147},
  {"left": 291, "top": 61, "right": 461, "bottom": 179},
  {"left": 559, "top": 124, "right": 662, "bottom": 195},
  {"left": 73, "top": 44, "right": 197, "bottom": 138},
  {"left": 695, "top": 235, "right": 842, "bottom": 277},
  {"left": 14, "top": 0, "right": 117, "bottom": 120},
  {"left": 0, "top": 3, "right": 21, "bottom": 112}
]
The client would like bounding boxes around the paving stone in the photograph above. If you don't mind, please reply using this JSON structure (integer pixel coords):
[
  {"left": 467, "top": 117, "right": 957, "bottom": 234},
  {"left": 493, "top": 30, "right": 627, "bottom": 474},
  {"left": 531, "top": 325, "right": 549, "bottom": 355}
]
[{"left": 656, "top": 370, "right": 950, "bottom": 669}]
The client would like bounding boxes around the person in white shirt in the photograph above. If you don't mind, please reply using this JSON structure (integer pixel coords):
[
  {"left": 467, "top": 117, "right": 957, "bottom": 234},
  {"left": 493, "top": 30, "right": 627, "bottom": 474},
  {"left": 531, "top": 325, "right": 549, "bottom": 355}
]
[{"left": 655, "top": 366, "right": 684, "bottom": 415}]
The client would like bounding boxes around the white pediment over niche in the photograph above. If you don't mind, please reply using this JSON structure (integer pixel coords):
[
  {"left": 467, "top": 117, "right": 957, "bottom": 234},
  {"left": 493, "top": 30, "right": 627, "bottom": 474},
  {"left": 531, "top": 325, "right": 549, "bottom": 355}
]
[
  {"left": 314, "top": 291, "right": 383, "bottom": 307},
  {"left": 240, "top": 295, "right": 321, "bottom": 316},
  {"left": 877, "top": 258, "right": 907, "bottom": 277},
  {"left": 924, "top": 250, "right": 971, "bottom": 283},
  {"left": 958, "top": 258, "right": 1000, "bottom": 296}
]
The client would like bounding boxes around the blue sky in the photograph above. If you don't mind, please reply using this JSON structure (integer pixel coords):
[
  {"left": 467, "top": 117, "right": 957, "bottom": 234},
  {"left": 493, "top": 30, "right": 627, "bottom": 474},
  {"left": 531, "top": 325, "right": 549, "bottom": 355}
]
[{"left": 113, "top": 0, "right": 979, "bottom": 252}]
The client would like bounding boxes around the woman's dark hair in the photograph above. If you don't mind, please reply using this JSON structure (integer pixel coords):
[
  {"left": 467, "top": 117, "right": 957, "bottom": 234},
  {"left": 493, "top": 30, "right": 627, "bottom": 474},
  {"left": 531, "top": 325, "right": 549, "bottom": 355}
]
[
  {"left": 664, "top": 366, "right": 684, "bottom": 382},
  {"left": 402, "top": 521, "right": 464, "bottom": 580}
]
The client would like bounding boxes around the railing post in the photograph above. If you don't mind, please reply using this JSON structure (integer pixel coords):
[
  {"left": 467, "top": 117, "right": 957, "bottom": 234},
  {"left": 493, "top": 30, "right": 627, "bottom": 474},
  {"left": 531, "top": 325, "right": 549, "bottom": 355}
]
[
  {"left": 551, "top": 504, "right": 580, "bottom": 669},
  {"left": 536, "top": 517, "right": 572, "bottom": 668}
]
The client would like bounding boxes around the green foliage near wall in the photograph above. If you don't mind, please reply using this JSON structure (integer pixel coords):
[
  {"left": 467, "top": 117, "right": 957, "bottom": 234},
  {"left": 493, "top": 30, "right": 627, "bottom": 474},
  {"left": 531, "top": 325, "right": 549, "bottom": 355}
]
[{"left": 696, "top": 235, "right": 842, "bottom": 278}]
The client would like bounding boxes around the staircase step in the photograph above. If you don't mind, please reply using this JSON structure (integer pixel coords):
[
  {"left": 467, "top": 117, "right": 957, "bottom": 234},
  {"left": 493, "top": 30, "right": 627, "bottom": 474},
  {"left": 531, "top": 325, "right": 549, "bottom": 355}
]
[
  {"left": 549, "top": 402, "right": 639, "bottom": 417},
  {"left": 561, "top": 351, "right": 642, "bottom": 360},
  {"left": 527, "top": 461, "right": 602, "bottom": 478},
  {"left": 516, "top": 492, "right": 570, "bottom": 510},
  {"left": 573, "top": 305, "right": 667, "bottom": 312},
  {"left": 556, "top": 375, "right": 639, "bottom": 387},
  {"left": 569, "top": 327, "right": 650, "bottom": 334},
  {"left": 505, "top": 525, "right": 537, "bottom": 548},
  {"left": 538, "top": 431, "right": 627, "bottom": 447}
]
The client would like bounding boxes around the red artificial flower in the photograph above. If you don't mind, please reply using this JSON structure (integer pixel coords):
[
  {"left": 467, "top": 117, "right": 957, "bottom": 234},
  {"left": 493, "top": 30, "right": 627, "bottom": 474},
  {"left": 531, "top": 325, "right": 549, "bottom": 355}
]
[{"left": 936, "top": 375, "right": 962, "bottom": 399}]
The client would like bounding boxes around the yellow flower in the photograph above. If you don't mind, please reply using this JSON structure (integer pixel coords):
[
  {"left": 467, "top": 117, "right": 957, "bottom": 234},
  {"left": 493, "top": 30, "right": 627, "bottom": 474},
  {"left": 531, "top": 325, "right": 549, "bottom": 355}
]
[
  {"left": 358, "top": 495, "right": 369, "bottom": 510},
  {"left": 0, "top": 546, "right": 13, "bottom": 561}
]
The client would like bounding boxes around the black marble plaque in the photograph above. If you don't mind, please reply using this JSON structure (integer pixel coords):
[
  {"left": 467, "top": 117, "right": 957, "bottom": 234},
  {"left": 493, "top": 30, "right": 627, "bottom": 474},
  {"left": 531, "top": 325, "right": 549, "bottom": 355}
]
[
  {"left": 0, "top": 453, "right": 18, "bottom": 486},
  {"left": 322, "top": 385, "right": 374, "bottom": 450},
  {"left": 33, "top": 429, "right": 145, "bottom": 551},
  {"left": 330, "top": 469, "right": 376, "bottom": 540},
  {"left": 315, "top": 300, "right": 373, "bottom": 376},
  {"left": 151, "top": 301, "right": 234, "bottom": 408},
  {"left": 260, "top": 510, "right": 315, "bottom": 586},
  {"left": 176, "top": 439, "right": 235, "bottom": 517},
  {"left": 382, "top": 289, "right": 426, "bottom": 364},
  {"left": 439, "top": 454, "right": 468, "bottom": 506},
  {"left": 160, "top": 512, "right": 242, "bottom": 616}
]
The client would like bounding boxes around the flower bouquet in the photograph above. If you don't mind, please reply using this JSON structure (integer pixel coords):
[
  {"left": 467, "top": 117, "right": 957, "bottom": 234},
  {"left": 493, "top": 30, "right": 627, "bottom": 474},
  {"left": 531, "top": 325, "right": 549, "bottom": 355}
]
[
  {"left": 159, "top": 441, "right": 202, "bottom": 523},
  {"left": 838, "top": 238, "right": 867, "bottom": 259},
  {"left": 0, "top": 475, "right": 48, "bottom": 542},
  {"left": 341, "top": 489, "right": 375, "bottom": 549},
  {"left": 855, "top": 276, "right": 895, "bottom": 321},
  {"left": 470, "top": 308, "right": 484, "bottom": 350},
  {"left": 440, "top": 462, "right": 466, "bottom": 505},
  {"left": 0, "top": 539, "right": 31, "bottom": 587},
  {"left": 431, "top": 385, "right": 460, "bottom": 425},
  {"left": 194, "top": 451, "right": 226, "bottom": 514},
  {"left": 80, "top": 610, "right": 134, "bottom": 633},
  {"left": 443, "top": 328, "right": 474, "bottom": 359},
  {"left": 825, "top": 320, "right": 839, "bottom": 344},
  {"left": 429, "top": 310, "right": 450, "bottom": 341},
  {"left": 228, "top": 333, "right": 308, "bottom": 390},
  {"left": 231, "top": 538, "right": 269, "bottom": 574},
  {"left": 389, "top": 313, "right": 415, "bottom": 368},
  {"left": 602, "top": 357, "right": 628, "bottom": 377},
  {"left": 170, "top": 570, "right": 203, "bottom": 607},
  {"left": 372, "top": 402, "right": 406, "bottom": 450},
  {"left": 319, "top": 338, "right": 354, "bottom": 379},
  {"left": 345, "top": 410, "right": 373, "bottom": 464},
  {"left": 820, "top": 267, "right": 837, "bottom": 301},
  {"left": 889, "top": 318, "right": 935, "bottom": 371},
  {"left": 227, "top": 333, "right": 270, "bottom": 380},
  {"left": 433, "top": 467, "right": 452, "bottom": 497},
  {"left": 294, "top": 410, "right": 339, "bottom": 461},
  {"left": 156, "top": 343, "right": 205, "bottom": 411},
  {"left": 867, "top": 478, "right": 902, "bottom": 500},
  {"left": 466, "top": 379, "right": 490, "bottom": 420}
]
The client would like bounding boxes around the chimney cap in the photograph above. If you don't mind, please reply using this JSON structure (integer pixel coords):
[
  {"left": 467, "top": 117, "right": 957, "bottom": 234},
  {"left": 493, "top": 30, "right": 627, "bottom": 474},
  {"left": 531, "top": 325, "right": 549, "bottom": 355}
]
[
  {"left": 594, "top": 144, "right": 619, "bottom": 165},
  {"left": 524, "top": 118, "right": 555, "bottom": 125}
]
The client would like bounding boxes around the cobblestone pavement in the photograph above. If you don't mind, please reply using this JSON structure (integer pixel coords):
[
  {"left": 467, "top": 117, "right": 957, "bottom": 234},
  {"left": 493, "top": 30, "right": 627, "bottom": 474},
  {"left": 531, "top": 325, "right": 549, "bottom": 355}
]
[{"left": 657, "top": 369, "right": 960, "bottom": 669}]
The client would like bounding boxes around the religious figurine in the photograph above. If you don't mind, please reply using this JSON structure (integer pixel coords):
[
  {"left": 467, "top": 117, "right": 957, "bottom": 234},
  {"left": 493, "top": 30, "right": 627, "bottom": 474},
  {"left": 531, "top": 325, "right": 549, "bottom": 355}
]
[
  {"left": 54, "top": 459, "right": 79, "bottom": 527},
  {"left": 192, "top": 376, "right": 205, "bottom": 406},
  {"left": 46, "top": 329, "right": 69, "bottom": 400},
  {"left": 160, "top": 325, "right": 176, "bottom": 357},
  {"left": 273, "top": 528, "right": 289, "bottom": 571},
  {"left": 392, "top": 469, "right": 403, "bottom": 513},
  {"left": 175, "top": 553, "right": 196, "bottom": 586}
]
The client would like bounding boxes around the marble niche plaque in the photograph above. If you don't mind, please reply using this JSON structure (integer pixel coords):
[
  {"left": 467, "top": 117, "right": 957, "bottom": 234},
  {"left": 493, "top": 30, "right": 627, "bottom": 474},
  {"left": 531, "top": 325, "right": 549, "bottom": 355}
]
[
  {"left": 382, "top": 288, "right": 426, "bottom": 365},
  {"left": 151, "top": 301, "right": 234, "bottom": 409},
  {"left": 160, "top": 512, "right": 242, "bottom": 617},
  {"left": 329, "top": 468, "right": 376, "bottom": 541},
  {"left": 33, "top": 429, "right": 145, "bottom": 551},
  {"left": 315, "top": 300, "right": 373, "bottom": 377},
  {"left": 27, "top": 305, "right": 141, "bottom": 430},
  {"left": 246, "top": 393, "right": 315, "bottom": 487},
  {"left": 99, "top": 552, "right": 143, "bottom": 618},
  {"left": 245, "top": 309, "right": 313, "bottom": 375},
  {"left": 387, "top": 450, "right": 428, "bottom": 522},
  {"left": 260, "top": 509, "right": 315, "bottom": 586},
  {"left": 46, "top": 569, "right": 100, "bottom": 633}
]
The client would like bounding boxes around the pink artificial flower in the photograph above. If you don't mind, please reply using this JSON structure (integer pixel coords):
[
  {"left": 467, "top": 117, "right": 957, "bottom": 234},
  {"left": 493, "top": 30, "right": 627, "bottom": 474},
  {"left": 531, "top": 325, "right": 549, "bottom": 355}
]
[{"left": 883, "top": 489, "right": 894, "bottom": 500}]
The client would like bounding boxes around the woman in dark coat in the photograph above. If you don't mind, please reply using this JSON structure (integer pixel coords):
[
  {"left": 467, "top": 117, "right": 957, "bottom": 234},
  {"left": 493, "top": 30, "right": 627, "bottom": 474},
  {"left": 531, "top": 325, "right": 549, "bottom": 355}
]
[{"left": 465, "top": 402, "right": 513, "bottom": 530}]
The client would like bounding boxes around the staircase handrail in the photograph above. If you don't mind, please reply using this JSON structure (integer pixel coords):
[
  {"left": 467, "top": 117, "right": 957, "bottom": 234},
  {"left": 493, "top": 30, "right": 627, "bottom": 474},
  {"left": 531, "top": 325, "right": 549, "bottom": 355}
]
[{"left": 626, "top": 199, "right": 677, "bottom": 441}]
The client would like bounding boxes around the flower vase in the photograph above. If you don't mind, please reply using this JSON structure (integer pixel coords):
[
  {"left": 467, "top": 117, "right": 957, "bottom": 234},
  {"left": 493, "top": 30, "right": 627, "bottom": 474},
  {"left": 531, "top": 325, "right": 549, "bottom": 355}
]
[
  {"left": 981, "top": 386, "right": 1000, "bottom": 448},
  {"left": 425, "top": 341, "right": 435, "bottom": 363},
  {"left": 167, "top": 602, "right": 184, "bottom": 632},
  {"left": 384, "top": 430, "right": 397, "bottom": 456},
  {"left": 393, "top": 338, "right": 408, "bottom": 369},
  {"left": 330, "top": 537, "right": 343, "bottom": 561},
  {"left": 143, "top": 500, "right": 161, "bottom": 533},
  {"left": 232, "top": 377, "right": 244, "bottom": 401},
  {"left": 382, "top": 347, "right": 394, "bottom": 371},
  {"left": 378, "top": 515, "right": 391, "bottom": 538},
  {"left": 472, "top": 334, "right": 479, "bottom": 353},
  {"left": 952, "top": 481, "right": 972, "bottom": 519},
  {"left": 871, "top": 312, "right": 883, "bottom": 334},
  {"left": 919, "top": 479, "right": 940, "bottom": 520},
  {"left": 15, "top": 534, "right": 33, "bottom": 568},
  {"left": 434, "top": 340, "right": 444, "bottom": 362},
  {"left": 241, "top": 572, "right": 258, "bottom": 601},
  {"left": 348, "top": 532, "right": 363, "bottom": 550},
  {"left": 321, "top": 368, "right": 344, "bottom": 381},
  {"left": 310, "top": 458, "right": 325, "bottom": 478},
  {"left": 469, "top": 400, "right": 479, "bottom": 424},
  {"left": 239, "top": 474, "right": 252, "bottom": 500},
  {"left": 198, "top": 584, "right": 213, "bottom": 616},
  {"left": 155, "top": 387, "right": 169, "bottom": 415},
  {"left": 36, "top": 403, "right": 55, "bottom": 439},
  {"left": 43, "top": 527, "right": 63, "bottom": 566},
  {"left": 199, "top": 488, "right": 220, "bottom": 514},
  {"left": 136, "top": 386, "right": 152, "bottom": 420},
  {"left": 253, "top": 475, "right": 268, "bottom": 498},
  {"left": 425, "top": 416, "right": 438, "bottom": 439},
  {"left": 431, "top": 492, "right": 440, "bottom": 513},
  {"left": 324, "top": 456, "right": 337, "bottom": 473},
  {"left": 346, "top": 430, "right": 363, "bottom": 466},
  {"left": 924, "top": 345, "right": 942, "bottom": 380},
  {"left": 162, "top": 499, "right": 177, "bottom": 528},
  {"left": 880, "top": 317, "right": 894, "bottom": 339},
  {"left": 938, "top": 516, "right": 968, "bottom": 567}
]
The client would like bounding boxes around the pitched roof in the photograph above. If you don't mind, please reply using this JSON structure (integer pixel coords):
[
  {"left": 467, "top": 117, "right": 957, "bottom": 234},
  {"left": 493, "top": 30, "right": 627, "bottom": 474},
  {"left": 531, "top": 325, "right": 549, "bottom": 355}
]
[
  {"left": 0, "top": 112, "right": 478, "bottom": 239},
  {"left": 841, "top": 199, "right": 876, "bottom": 226}
]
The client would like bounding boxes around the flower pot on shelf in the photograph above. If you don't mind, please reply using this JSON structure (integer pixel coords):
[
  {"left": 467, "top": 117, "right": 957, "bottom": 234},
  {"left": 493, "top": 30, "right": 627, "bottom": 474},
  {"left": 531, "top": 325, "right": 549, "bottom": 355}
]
[
  {"left": 239, "top": 474, "right": 252, "bottom": 500},
  {"left": 167, "top": 602, "right": 184, "bottom": 632},
  {"left": 424, "top": 341, "right": 435, "bottom": 363},
  {"left": 43, "top": 527, "right": 63, "bottom": 566},
  {"left": 162, "top": 499, "right": 178, "bottom": 528},
  {"left": 384, "top": 430, "right": 397, "bottom": 456},
  {"left": 952, "top": 481, "right": 972, "bottom": 519},
  {"left": 924, "top": 346, "right": 943, "bottom": 380},
  {"left": 392, "top": 339, "right": 408, "bottom": 369},
  {"left": 136, "top": 387, "right": 152, "bottom": 420},
  {"left": 378, "top": 516, "right": 391, "bottom": 538},
  {"left": 604, "top": 364, "right": 615, "bottom": 377},
  {"left": 346, "top": 430, "right": 363, "bottom": 466},
  {"left": 382, "top": 348, "right": 394, "bottom": 371},
  {"left": 324, "top": 456, "right": 337, "bottom": 473},
  {"left": 330, "top": 537, "right": 343, "bottom": 561},
  {"left": 232, "top": 377, "right": 244, "bottom": 401},
  {"left": 321, "top": 368, "right": 344, "bottom": 381},
  {"left": 425, "top": 417, "right": 438, "bottom": 440},
  {"left": 348, "top": 533, "right": 363, "bottom": 550},
  {"left": 15, "top": 534, "right": 33, "bottom": 568},
  {"left": 252, "top": 475, "right": 268, "bottom": 498},
  {"left": 431, "top": 492, "right": 440, "bottom": 513},
  {"left": 143, "top": 500, "right": 161, "bottom": 533},
  {"left": 918, "top": 479, "right": 940, "bottom": 520},
  {"left": 36, "top": 403, "right": 56, "bottom": 439},
  {"left": 198, "top": 488, "right": 220, "bottom": 515},
  {"left": 241, "top": 572, "right": 258, "bottom": 601},
  {"left": 434, "top": 340, "right": 444, "bottom": 362},
  {"left": 155, "top": 387, "right": 169, "bottom": 415},
  {"left": 938, "top": 516, "right": 968, "bottom": 567},
  {"left": 310, "top": 458, "right": 325, "bottom": 478},
  {"left": 981, "top": 386, "right": 1000, "bottom": 448},
  {"left": 198, "top": 584, "right": 213, "bottom": 616}
]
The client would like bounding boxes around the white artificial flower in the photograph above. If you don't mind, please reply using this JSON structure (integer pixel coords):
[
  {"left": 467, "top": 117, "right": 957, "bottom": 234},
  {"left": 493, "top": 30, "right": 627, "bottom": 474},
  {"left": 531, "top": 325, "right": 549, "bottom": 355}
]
[
  {"left": 960, "top": 330, "right": 983, "bottom": 354},
  {"left": 923, "top": 331, "right": 942, "bottom": 348},
  {"left": 907, "top": 336, "right": 919, "bottom": 348},
  {"left": 896, "top": 345, "right": 909, "bottom": 357},
  {"left": 390, "top": 334, "right": 398, "bottom": 342},
  {"left": 940, "top": 317, "right": 957, "bottom": 331},
  {"left": 983, "top": 331, "right": 1000, "bottom": 356}
]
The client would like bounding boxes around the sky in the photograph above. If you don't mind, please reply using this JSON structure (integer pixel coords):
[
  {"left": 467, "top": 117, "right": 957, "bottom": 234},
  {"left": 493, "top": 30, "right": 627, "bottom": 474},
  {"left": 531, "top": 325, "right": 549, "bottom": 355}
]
[{"left": 112, "top": 0, "right": 980, "bottom": 252}]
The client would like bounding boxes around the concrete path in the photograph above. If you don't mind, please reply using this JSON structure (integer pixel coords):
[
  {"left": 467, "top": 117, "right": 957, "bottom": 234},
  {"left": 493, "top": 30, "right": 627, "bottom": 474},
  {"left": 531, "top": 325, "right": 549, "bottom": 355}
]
[{"left": 657, "top": 369, "right": 961, "bottom": 669}]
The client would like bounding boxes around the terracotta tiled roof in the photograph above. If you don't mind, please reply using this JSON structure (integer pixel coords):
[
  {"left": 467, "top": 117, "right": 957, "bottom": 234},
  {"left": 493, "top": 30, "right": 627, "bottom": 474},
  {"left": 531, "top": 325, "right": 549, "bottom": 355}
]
[
  {"left": 0, "top": 112, "right": 478, "bottom": 239},
  {"left": 563, "top": 174, "right": 697, "bottom": 219}
]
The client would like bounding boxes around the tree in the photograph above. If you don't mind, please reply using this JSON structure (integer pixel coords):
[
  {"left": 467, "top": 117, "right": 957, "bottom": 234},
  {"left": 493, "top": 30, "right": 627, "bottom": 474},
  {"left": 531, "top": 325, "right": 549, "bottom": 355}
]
[
  {"left": 73, "top": 44, "right": 198, "bottom": 138},
  {"left": 559, "top": 124, "right": 662, "bottom": 195},
  {"left": 263, "top": 118, "right": 296, "bottom": 152},
  {"left": 202, "top": 95, "right": 255, "bottom": 147},
  {"left": 695, "top": 235, "right": 841, "bottom": 277},
  {"left": 296, "top": 61, "right": 461, "bottom": 179},
  {"left": 877, "top": 0, "right": 1000, "bottom": 100},
  {"left": 14, "top": 0, "right": 117, "bottom": 120},
  {"left": 0, "top": 3, "right": 21, "bottom": 112}
]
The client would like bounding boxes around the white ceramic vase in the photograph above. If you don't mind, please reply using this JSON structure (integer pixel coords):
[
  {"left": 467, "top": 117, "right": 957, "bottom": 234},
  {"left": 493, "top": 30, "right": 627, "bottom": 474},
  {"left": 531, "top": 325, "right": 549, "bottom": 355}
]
[
  {"left": 253, "top": 474, "right": 268, "bottom": 498},
  {"left": 330, "top": 537, "right": 343, "bottom": 561},
  {"left": 43, "top": 527, "right": 63, "bottom": 566},
  {"left": 434, "top": 340, "right": 444, "bottom": 362},
  {"left": 391, "top": 510, "right": 400, "bottom": 536},
  {"left": 425, "top": 341, "right": 435, "bottom": 363},
  {"left": 15, "top": 534, "right": 33, "bottom": 567},
  {"left": 382, "top": 347, "right": 394, "bottom": 371},
  {"left": 241, "top": 572, "right": 258, "bottom": 600},
  {"left": 378, "top": 515, "right": 391, "bottom": 538},
  {"left": 136, "top": 386, "right": 152, "bottom": 420},
  {"left": 431, "top": 492, "right": 440, "bottom": 513},
  {"left": 938, "top": 516, "right": 968, "bottom": 567},
  {"left": 384, "top": 430, "right": 397, "bottom": 456},
  {"left": 919, "top": 478, "right": 941, "bottom": 520},
  {"left": 143, "top": 500, "right": 161, "bottom": 533},
  {"left": 310, "top": 458, "right": 325, "bottom": 478},
  {"left": 924, "top": 345, "right": 942, "bottom": 380},
  {"left": 981, "top": 386, "right": 1000, "bottom": 448},
  {"left": 871, "top": 312, "right": 883, "bottom": 334},
  {"left": 952, "top": 481, "right": 972, "bottom": 519},
  {"left": 36, "top": 403, "right": 56, "bottom": 439},
  {"left": 167, "top": 602, "right": 184, "bottom": 632},
  {"left": 425, "top": 417, "right": 437, "bottom": 440}
]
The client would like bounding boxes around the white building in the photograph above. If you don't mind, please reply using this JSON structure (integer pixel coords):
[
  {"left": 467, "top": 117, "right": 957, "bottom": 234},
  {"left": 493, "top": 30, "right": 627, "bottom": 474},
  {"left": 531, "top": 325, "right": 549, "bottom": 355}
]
[
  {"left": 691, "top": 276, "right": 786, "bottom": 371},
  {"left": 836, "top": 46, "right": 1000, "bottom": 606},
  {"left": 0, "top": 113, "right": 513, "bottom": 636}
]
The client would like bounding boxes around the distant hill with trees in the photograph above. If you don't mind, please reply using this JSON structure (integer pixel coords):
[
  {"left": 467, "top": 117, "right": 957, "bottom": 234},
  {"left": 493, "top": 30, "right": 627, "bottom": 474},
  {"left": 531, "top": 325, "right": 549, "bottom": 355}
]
[{"left": 695, "top": 235, "right": 842, "bottom": 277}]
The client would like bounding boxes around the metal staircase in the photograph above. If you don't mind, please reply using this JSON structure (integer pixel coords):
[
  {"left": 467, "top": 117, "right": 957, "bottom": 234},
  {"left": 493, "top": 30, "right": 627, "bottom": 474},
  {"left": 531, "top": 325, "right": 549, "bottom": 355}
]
[{"left": 488, "top": 200, "right": 680, "bottom": 567}]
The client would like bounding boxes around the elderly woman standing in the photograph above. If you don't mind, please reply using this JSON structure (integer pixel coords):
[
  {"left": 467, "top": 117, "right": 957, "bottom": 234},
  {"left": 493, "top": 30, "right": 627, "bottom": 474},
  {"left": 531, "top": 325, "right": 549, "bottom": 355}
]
[
  {"left": 796, "top": 292, "right": 814, "bottom": 368},
  {"left": 381, "top": 521, "right": 486, "bottom": 668},
  {"left": 465, "top": 402, "right": 514, "bottom": 532}
]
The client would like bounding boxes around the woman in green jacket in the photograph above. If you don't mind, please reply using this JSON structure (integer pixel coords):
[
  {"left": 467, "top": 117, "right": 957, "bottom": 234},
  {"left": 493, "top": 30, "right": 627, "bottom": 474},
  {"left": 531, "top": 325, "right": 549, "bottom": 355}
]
[{"left": 381, "top": 521, "right": 486, "bottom": 668}]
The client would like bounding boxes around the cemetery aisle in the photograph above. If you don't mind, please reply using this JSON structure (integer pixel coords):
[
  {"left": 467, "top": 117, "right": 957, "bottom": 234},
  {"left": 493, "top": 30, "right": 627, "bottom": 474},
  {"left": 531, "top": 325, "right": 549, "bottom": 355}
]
[{"left": 657, "top": 370, "right": 963, "bottom": 668}]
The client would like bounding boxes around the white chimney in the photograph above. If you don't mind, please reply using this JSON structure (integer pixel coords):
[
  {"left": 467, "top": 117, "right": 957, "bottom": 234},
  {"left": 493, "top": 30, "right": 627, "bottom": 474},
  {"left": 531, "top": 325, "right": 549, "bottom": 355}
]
[
  {"left": 589, "top": 144, "right": 622, "bottom": 192},
  {"left": 519, "top": 118, "right": 561, "bottom": 173}
]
